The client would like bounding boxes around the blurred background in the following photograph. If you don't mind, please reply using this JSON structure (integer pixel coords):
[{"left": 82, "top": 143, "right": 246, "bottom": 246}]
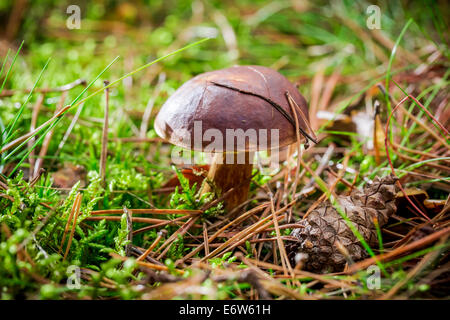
[
  {"left": 1, "top": 0, "right": 448, "bottom": 88},
  {"left": 0, "top": 0, "right": 448, "bottom": 180}
]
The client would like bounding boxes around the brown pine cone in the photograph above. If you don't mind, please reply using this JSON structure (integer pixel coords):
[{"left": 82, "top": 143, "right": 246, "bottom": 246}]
[{"left": 287, "top": 174, "right": 399, "bottom": 272}]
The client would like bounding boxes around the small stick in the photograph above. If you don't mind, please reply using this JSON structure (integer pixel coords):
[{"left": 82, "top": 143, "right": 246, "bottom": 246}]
[
  {"left": 266, "top": 223, "right": 305, "bottom": 231},
  {"left": 346, "top": 226, "right": 450, "bottom": 273},
  {"left": 200, "top": 201, "right": 296, "bottom": 261},
  {"left": 285, "top": 92, "right": 303, "bottom": 221},
  {"left": 100, "top": 81, "right": 110, "bottom": 188},
  {"left": 318, "top": 68, "right": 340, "bottom": 111},
  {"left": 392, "top": 150, "right": 450, "bottom": 172},
  {"left": 123, "top": 206, "right": 133, "bottom": 256},
  {"left": 85, "top": 215, "right": 191, "bottom": 225},
  {"left": 378, "top": 83, "right": 449, "bottom": 143},
  {"left": 269, "top": 192, "right": 291, "bottom": 277},
  {"left": 53, "top": 102, "right": 85, "bottom": 160},
  {"left": 28, "top": 94, "right": 45, "bottom": 179},
  {"left": 29, "top": 168, "right": 45, "bottom": 187},
  {"left": 33, "top": 92, "right": 67, "bottom": 178},
  {"left": 18, "top": 207, "right": 57, "bottom": 253},
  {"left": 0, "top": 181, "right": 9, "bottom": 190},
  {"left": 137, "top": 230, "right": 166, "bottom": 262},
  {"left": 63, "top": 193, "right": 83, "bottom": 261},
  {"left": 373, "top": 100, "right": 382, "bottom": 165},
  {"left": 156, "top": 216, "right": 200, "bottom": 260},
  {"left": 326, "top": 168, "right": 354, "bottom": 189},
  {"left": 110, "top": 137, "right": 164, "bottom": 143},
  {"left": 0, "top": 105, "right": 70, "bottom": 155},
  {"left": 110, "top": 252, "right": 184, "bottom": 274},
  {"left": 132, "top": 215, "right": 194, "bottom": 235},
  {"left": 242, "top": 255, "right": 353, "bottom": 289},
  {"left": 309, "top": 66, "right": 325, "bottom": 131},
  {"left": 58, "top": 192, "right": 79, "bottom": 254},
  {"left": 380, "top": 235, "right": 448, "bottom": 300},
  {"left": 384, "top": 94, "right": 445, "bottom": 220},
  {"left": 305, "top": 143, "right": 335, "bottom": 189},
  {"left": 178, "top": 203, "right": 270, "bottom": 264},
  {"left": 223, "top": 215, "right": 285, "bottom": 256},
  {"left": 203, "top": 222, "right": 210, "bottom": 256},
  {"left": 91, "top": 208, "right": 202, "bottom": 215},
  {"left": 392, "top": 141, "right": 450, "bottom": 162},
  {"left": 304, "top": 153, "right": 350, "bottom": 220},
  {"left": 235, "top": 253, "right": 311, "bottom": 300},
  {"left": 0, "top": 78, "right": 86, "bottom": 97}
]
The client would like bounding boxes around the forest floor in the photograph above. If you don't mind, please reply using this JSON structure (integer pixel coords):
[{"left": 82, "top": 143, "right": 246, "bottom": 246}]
[{"left": 0, "top": 0, "right": 449, "bottom": 299}]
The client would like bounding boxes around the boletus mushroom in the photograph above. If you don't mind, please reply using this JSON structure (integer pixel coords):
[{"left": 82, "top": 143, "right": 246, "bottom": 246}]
[{"left": 154, "top": 65, "right": 316, "bottom": 210}]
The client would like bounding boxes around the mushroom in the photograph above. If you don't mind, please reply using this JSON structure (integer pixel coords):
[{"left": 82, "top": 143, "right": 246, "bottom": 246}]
[{"left": 154, "top": 65, "right": 316, "bottom": 210}]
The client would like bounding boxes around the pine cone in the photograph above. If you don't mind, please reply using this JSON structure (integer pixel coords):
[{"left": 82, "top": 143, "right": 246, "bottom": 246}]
[{"left": 287, "top": 174, "right": 399, "bottom": 272}]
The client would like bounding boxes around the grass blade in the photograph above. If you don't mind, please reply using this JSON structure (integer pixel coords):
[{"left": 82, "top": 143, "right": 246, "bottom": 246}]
[{"left": 0, "top": 40, "right": 24, "bottom": 95}]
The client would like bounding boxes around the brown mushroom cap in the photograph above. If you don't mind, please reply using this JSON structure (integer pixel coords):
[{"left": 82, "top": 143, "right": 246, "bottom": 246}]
[{"left": 154, "top": 65, "right": 311, "bottom": 152}]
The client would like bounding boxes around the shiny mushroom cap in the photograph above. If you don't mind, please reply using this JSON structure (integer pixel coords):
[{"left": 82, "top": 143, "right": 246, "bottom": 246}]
[{"left": 154, "top": 65, "right": 313, "bottom": 152}]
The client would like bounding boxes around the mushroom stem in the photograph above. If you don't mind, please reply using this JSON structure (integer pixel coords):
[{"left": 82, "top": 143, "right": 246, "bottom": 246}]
[{"left": 201, "top": 151, "right": 254, "bottom": 211}]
